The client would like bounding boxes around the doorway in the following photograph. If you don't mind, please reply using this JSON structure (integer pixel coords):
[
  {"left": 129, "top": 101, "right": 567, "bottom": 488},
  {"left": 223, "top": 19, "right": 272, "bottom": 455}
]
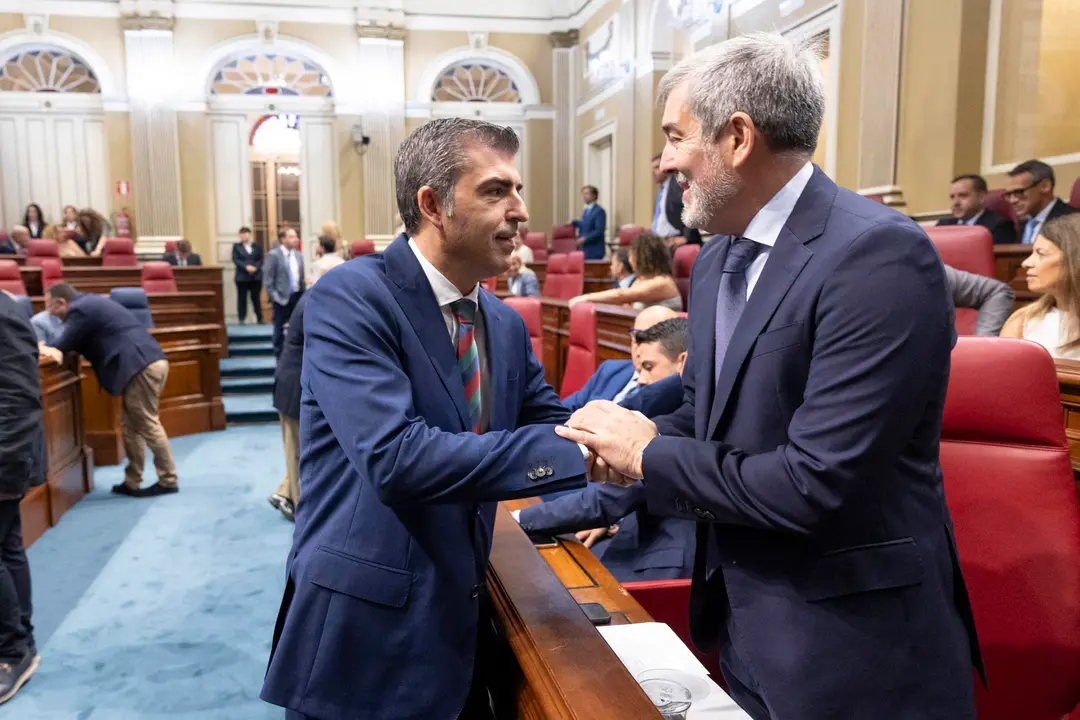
[
  {"left": 584, "top": 124, "right": 615, "bottom": 242},
  {"left": 249, "top": 114, "right": 302, "bottom": 252}
]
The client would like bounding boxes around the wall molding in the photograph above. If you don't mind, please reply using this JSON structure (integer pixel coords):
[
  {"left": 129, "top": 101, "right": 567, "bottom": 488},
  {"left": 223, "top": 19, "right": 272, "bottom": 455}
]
[
  {"left": 576, "top": 76, "right": 627, "bottom": 117},
  {"left": 581, "top": 117, "right": 617, "bottom": 238}
]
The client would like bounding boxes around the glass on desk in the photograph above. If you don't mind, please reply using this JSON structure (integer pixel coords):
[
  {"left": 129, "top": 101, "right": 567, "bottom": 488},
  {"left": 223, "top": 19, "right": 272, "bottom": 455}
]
[{"left": 639, "top": 676, "right": 693, "bottom": 719}]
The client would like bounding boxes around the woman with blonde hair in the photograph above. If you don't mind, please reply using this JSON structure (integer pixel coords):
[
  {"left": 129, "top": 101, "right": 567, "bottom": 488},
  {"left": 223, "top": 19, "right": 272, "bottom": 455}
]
[
  {"left": 568, "top": 231, "right": 682, "bottom": 310},
  {"left": 43, "top": 225, "right": 87, "bottom": 258},
  {"left": 1002, "top": 214, "right": 1080, "bottom": 358}
]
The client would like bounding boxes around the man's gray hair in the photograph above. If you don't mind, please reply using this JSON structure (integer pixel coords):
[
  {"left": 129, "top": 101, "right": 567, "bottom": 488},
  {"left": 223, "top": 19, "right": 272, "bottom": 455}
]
[
  {"left": 394, "top": 117, "right": 520, "bottom": 236},
  {"left": 658, "top": 32, "right": 825, "bottom": 155}
]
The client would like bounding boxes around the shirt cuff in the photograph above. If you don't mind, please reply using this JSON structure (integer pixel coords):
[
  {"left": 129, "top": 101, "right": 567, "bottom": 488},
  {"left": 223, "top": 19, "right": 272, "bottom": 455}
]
[
  {"left": 578, "top": 443, "right": 590, "bottom": 459},
  {"left": 511, "top": 509, "right": 521, "bottom": 523}
]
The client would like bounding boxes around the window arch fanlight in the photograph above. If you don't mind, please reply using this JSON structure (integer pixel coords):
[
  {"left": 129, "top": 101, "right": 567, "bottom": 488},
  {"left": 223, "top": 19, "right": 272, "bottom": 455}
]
[
  {"left": 0, "top": 45, "right": 100, "bottom": 93},
  {"left": 211, "top": 53, "right": 332, "bottom": 97},
  {"left": 431, "top": 62, "right": 521, "bottom": 103}
]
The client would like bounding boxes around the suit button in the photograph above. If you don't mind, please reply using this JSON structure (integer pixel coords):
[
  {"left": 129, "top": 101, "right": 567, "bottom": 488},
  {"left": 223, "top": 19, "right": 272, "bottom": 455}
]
[
  {"left": 527, "top": 470, "right": 537, "bottom": 481},
  {"left": 471, "top": 583, "right": 483, "bottom": 598},
  {"left": 694, "top": 507, "right": 716, "bottom": 521},
  {"left": 543, "top": 466, "right": 553, "bottom": 476}
]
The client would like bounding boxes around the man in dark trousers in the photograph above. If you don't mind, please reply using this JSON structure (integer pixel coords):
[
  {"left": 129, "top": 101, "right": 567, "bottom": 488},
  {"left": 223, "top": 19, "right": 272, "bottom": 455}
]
[
  {"left": 0, "top": 291, "right": 44, "bottom": 704},
  {"left": 263, "top": 227, "right": 304, "bottom": 357},
  {"left": 233, "top": 226, "right": 264, "bottom": 324},
  {"left": 268, "top": 293, "right": 307, "bottom": 522},
  {"left": 38, "top": 283, "right": 178, "bottom": 497}
]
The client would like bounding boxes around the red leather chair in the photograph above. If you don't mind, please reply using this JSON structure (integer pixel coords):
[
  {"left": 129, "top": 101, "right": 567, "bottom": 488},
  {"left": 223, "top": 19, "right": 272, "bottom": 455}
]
[
  {"left": 551, "top": 224, "right": 578, "bottom": 255},
  {"left": 1071, "top": 177, "right": 1080, "bottom": 211},
  {"left": 986, "top": 189, "right": 1018, "bottom": 231},
  {"left": 619, "top": 225, "right": 646, "bottom": 247},
  {"left": 100, "top": 238, "right": 138, "bottom": 267},
  {"left": 560, "top": 301, "right": 597, "bottom": 398},
  {"left": 0, "top": 259, "right": 26, "bottom": 295},
  {"left": 542, "top": 253, "right": 567, "bottom": 298},
  {"left": 25, "top": 239, "right": 60, "bottom": 267},
  {"left": 926, "top": 225, "right": 994, "bottom": 335},
  {"left": 350, "top": 239, "right": 375, "bottom": 258},
  {"left": 164, "top": 240, "right": 178, "bottom": 256},
  {"left": 863, "top": 193, "right": 885, "bottom": 203},
  {"left": 672, "top": 244, "right": 700, "bottom": 310},
  {"left": 141, "top": 261, "right": 178, "bottom": 293},
  {"left": 502, "top": 296, "right": 543, "bottom": 360},
  {"left": 523, "top": 232, "right": 548, "bottom": 262},
  {"left": 941, "top": 337, "right": 1080, "bottom": 720},
  {"left": 552, "top": 223, "right": 575, "bottom": 240},
  {"left": 624, "top": 580, "right": 722, "bottom": 680},
  {"left": 39, "top": 258, "right": 63, "bottom": 291},
  {"left": 482, "top": 276, "right": 498, "bottom": 293},
  {"left": 563, "top": 251, "right": 584, "bottom": 298}
]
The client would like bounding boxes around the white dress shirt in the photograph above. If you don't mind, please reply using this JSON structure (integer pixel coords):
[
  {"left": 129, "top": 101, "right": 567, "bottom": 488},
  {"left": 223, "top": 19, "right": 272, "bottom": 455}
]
[
  {"left": 1023, "top": 198, "right": 1060, "bottom": 244},
  {"left": 742, "top": 162, "right": 815, "bottom": 300},
  {"left": 408, "top": 239, "right": 479, "bottom": 341},
  {"left": 286, "top": 249, "right": 300, "bottom": 292},
  {"left": 965, "top": 210, "right": 985, "bottom": 226},
  {"left": 611, "top": 372, "right": 640, "bottom": 404}
]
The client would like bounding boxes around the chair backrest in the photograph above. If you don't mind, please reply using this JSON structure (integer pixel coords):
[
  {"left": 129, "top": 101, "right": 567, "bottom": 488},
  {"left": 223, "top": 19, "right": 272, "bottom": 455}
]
[
  {"left": 623, "top": 580, "right": 722, "bottom": 680},
  {"left": 543, "top": 253, "right": 567, "bottom": 298},
  {"left": 551, "top": 223, "right": 576, "bottom": 240},
  {"left": 672, "top": 244, "right": 700, "bottom": 309},
  {"left": 109, "top": 287, "right": 154, "bottom": 329},
  {"left": 1071, "top": 177, "right": 1080, "bottom": 211},
  {"left": 523, "top": 232, "right": 548, "bottom": 262},
  {"left": 39, "top": 258, "right": 63, "bottom": 290},
  {"left": 502, "top": 296, "right": 544, "bottom": 360},
  {"left": 101, "top": 238, "right": 138, "bottom": 267},
  {"left": 985, "top": 189, "right": 1018, "bottom": 229},
  {"left": 482, "top": 276, "right": 498, "bottom": 292},
  {"left": 926, "top": 225, "right": 995, "bottom": 336},
  {"left": 164, "top": 240, "right": 178, "bottom": 255},
  {"left": 563, "top": 251, "right": 584, "bottom": 297},
  {"left": 25, "top": 239, "right": 60, "bottom": 267},
  {"left": 0, "top": 259, "right": 27, "bottom": 295},
  {"left": 350, "top": 239, "right": 375, "bottom": 258},
  {"left": 619, "top": 225, "right": 646, "bottom": 247},
  {"left": 551, "top": 235, "right": 578, "bottom": 255},
  {"left": 560, "top": 302, "right": 598, "bottom": 398},
  {"left": 941, "top": 337, "right": 1080, "bottom": 720},
  {"left": 141, "top": 261, "right": 178, "bottom": 293}
]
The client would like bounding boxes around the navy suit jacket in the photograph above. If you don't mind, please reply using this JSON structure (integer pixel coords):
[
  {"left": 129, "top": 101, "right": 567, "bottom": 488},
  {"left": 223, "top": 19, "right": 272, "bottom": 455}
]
[
  {"left": 573, "top": 205, "right": 607, "bottom": 259},
  {"left": 272, "top": 294, "right": 306, "bottom": 420},
  {"left": 622, "top": 373, "right": 684, "bottom": 418},
  {"left": 261, "top": 237, "right": 587, "bottom": 720},
  {"left": 232, "top": 242, "right": 264, "bottom": 282},
  {"left": 562, "top": 359, "right": 635, "bottom": 412},
  {"left": 164, "top": 252, "right": 202, "bottom": 266},
  {"left": 936, "top": 209, "right": 1016, "bottom": 245},
  {"left": 641, "top": 168, "right": 982, "bottom": 718},
  {"left": 52, "top": 294, "right": 165, "bottom": 396}
]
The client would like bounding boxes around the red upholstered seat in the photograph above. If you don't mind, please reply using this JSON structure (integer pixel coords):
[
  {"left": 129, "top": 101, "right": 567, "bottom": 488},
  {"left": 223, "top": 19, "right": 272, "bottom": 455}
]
[
  {"left": 164, "top": 240, "right": 178, "bottom": 255},
  {"left": 619, "top": 225, "right": 646, "bottom": 247},
  {"left": 941, "top": 337, "right": 1080, "bottom": 719},
  {"left": 986, "top": 189, "right": 1018, "bottom": 230},
  {"left": 624, "top": 580, "right": 722, "bottom": 681},
  {"left": 25, "top": 239, "right": 60, "bottom": 267},
  {"left": 101, "top": 238, "right": 138, "bottom": 267},
  {"left": 482, "top": 276, "right": 498, "bottom": 292},
  {"left": 502, "top": 296, "right": 543, "bottom": 361},
  {"left": 0, "top": 259, "right": 26, "bottom": 295},
  {"left": 926, "top": 225, "right": 994, "bottom": 336},
  {"left": 551, "top": 223, "right": 577, "bottom": 255},
  {"left": 39, "top": 258, "right": 63, "bottom": 290},
  {"left": 350, "top": 240, "right": 375, "bottom": 258},
  {"left": 673, "top": 244, "right": 700, "bottom": 310},
  {"left": 141, "top": 261, "right": 178, "bottom": 293},
  {"left": 563, "top": 251, "right": 584, "bottom": 298},
  {"left": 523, "top": 232, "right": 547, "bottom": 262},
  {"left": 543, "top": 253, "right": 567, "bottom": 298},
  {"left": 551, "top": 223, "right": 575, "bottom": 239},
  {"left": 560, "top": 302, "right": 597, "bottom": 398}
]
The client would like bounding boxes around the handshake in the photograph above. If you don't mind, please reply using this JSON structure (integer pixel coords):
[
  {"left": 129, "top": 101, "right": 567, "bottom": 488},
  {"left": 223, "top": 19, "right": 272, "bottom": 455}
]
[{"left": 555, "top": 400, "right": 659, "bottom": 487}]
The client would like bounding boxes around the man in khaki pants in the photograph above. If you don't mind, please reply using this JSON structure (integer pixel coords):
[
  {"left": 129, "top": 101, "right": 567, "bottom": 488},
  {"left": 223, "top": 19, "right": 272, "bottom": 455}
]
[
  {"left": 39, "top": 283, "right": 178, "bottom": 497},
  {"left": 268, "top": 292, "right": 307, "bottom": 521}
]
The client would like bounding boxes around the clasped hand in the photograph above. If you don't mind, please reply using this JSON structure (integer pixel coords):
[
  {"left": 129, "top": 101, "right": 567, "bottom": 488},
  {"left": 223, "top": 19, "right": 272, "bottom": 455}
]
[{"left": 557, "top": 400, "right": 658, "bottom": 486}]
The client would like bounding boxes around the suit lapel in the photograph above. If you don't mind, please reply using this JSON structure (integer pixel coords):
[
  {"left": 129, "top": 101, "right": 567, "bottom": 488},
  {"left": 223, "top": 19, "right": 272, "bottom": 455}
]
[
  {"left": 384, "top": 238, "right": 471, "bottom": 429},
  {"left": 479, "top": 291, "right": 510, "bottom": 431}
]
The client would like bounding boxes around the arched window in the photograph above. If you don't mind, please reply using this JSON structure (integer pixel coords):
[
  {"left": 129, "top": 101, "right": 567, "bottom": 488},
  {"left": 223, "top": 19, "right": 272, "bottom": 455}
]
[
  {"left": 211, "top": 54, "right": 332, "bottom": 97},
  {"left": 0, "top": 46, "right": 100, "bottom": 93},
  {"left": 431, "top": 62, "right": 521, "bottom": 103},
  {"left": 250, "top": 114, "right": 301, "bottom": 156}
]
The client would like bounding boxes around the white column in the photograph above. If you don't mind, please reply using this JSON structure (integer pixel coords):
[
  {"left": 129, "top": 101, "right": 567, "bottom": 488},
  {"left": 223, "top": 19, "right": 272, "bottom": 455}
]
[
  {"left": 550, "top": 31, "right": 578, "bottom": 225},
  {"left": 856, "top": 0, "right": 906, "bottom": 207},
  {"left": 122, "top": 16, "right": 184, "bottom": 254},
  {"left": 357, "top": 25, "right": 406, "bottom": 247},
  {"left": 209, "top": 112, "right": 252, "bottom": 322}
]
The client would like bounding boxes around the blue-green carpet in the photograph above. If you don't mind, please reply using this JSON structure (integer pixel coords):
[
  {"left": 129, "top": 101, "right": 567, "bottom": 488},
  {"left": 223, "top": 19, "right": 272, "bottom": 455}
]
[{"left": 10, "top": 426, "right": 292, "bottom": 719}]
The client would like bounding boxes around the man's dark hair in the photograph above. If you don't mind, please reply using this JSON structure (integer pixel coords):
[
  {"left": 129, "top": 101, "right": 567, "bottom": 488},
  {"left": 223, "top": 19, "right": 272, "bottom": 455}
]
[
  {"left": 238, "top": 226, "right": 252, "bottom": 234},
  {"left": 614, "top": 247, "right": 631, "bottom": 272},
  {"left": 951, "top": 174, "right": 987, "bottom": 193},
  {"left": 278, "top": 226, "right": 298, "bottom": 241},
  {"left": 583, "top": 185, "right": 599, "bottom": 197},
  {"left": 318, "top": 235, "right": 337, "bottom": 254},
  {"left": 1008, "top": 159, "right": 1055, "bottom": 189},
  {"left": 394, "top": 117, "right": 520, "bottom": 236},
  {"left": 176, "top": 239, "right": 192, "bottom": 254},
  {"left": 634, "top": 317, "right": 689, "bottom": 360},
  {"left": 47, "top": 282, "right": 76, "bottom": 302}
]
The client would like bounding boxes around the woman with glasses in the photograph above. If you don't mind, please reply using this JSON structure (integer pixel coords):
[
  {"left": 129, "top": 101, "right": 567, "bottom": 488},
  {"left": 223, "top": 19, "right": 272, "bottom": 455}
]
[{"left": 568, "top": 231, "right": 682, "bottom": 310}]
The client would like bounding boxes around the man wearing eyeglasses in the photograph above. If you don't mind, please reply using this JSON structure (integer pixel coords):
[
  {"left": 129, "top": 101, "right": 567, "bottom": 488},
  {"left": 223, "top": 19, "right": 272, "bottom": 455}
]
[{"left": 1006, "top": 159, "right": 1077, "bottom": 244}]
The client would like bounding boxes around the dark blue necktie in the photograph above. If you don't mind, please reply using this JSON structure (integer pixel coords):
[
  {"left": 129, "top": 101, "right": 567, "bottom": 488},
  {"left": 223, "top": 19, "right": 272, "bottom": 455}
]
[{"left": 714, "top": 238, "right": 762, "bottom": 384}]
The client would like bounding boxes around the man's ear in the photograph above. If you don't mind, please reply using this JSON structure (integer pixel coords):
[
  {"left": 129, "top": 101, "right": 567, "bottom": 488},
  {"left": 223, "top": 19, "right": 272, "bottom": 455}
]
[
  {"left": 674, "top": 351, "right": 688, "bottom": 374},
  {"left": 417, "top": 186, "right": 444, "bottom": 231}
]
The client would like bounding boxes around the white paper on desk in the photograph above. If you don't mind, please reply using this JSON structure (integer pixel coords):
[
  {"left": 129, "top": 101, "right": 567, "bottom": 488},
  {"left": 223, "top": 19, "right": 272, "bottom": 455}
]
[{"left": 597, "top": 622, "right": 711, "bottom": 679}]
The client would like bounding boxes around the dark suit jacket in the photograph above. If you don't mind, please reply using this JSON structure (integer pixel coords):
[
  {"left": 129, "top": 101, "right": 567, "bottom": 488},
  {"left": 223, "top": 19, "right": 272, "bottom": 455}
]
[
  {"left": 261, "top": 236, "right": 588, "bottom": 720},
  {"left": 936, "top": 209, "right": 1016, "bottom": 245},
  {"left": 52, "top": 294, "right": 165, "bottom": 396},
  {"left": 0, "top": 239, "right": 20, "bottom": 254},
  {"left": 164, "top": 253, "right": 202, "bottom": 266},
  {"left": 623, "top": 373, "right": 684, "bottom": 418},
  {"left": 1046, "top": 198, "right": 1079, "bottom": 223},
  {"left": 562, "top": 359, "right": 635, "bottom": 412},
  {"left": 642, "top": 167, "right": 981, "bottom": 718},
  {"left": 272, "top": 294, "right": 306, "bottom": 420},
  {"left": 661, "top": 176, "right": 703, "bottom": 245},
  {"left": 0, "top": 293, "right": 45, "bottom": 496},
  {"left": 233, "top": 242, "right": 264, "bottom": 283},
  {"left": 573, "top": 205, "right": 607, "bottom": 259}
]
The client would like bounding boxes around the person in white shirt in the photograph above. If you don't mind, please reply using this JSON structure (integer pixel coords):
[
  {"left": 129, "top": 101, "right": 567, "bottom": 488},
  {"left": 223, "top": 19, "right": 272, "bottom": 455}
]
[
  {"left": 307, "top": 235, "right": 345, "bottom": 287},
  {"left": 505, "top": 251, "right": 539, "bottom": 297}
]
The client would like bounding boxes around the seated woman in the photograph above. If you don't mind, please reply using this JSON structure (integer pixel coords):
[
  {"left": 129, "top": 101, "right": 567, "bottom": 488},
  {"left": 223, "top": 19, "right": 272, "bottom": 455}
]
[
  {"left": 1002, "top": 214, "right": 1080, "bottom": 359},
  {"left": 43, "top": 225, "right": 87, "bottom": 258},
  {"left": 568, "top": 231, "right": 682, "bottom": 310}
]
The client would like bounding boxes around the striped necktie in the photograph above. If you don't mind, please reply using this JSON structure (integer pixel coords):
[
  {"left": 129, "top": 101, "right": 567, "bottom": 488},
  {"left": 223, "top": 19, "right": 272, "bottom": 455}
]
[{"left": 451, "top": 298, "right": 482, "bottom": 433}]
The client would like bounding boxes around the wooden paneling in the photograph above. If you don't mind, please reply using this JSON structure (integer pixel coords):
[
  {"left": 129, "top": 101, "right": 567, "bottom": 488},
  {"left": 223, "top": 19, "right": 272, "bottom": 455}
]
[
  {"left": 31, "top": 290, "right": 220, "bottom": 331},
  {"left": 994, "top": 245, "right": 1037, "bottom": 308},
  {"left": 540, "top": 299, "right": 637, "bottom": 391},
  {"left": 1058, "top": 359, "right": 1080, "bottom": 477}
]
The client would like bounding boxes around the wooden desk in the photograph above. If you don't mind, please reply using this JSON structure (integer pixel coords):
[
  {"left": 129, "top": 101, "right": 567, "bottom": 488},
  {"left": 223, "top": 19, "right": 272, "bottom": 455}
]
[
  {"left": 541, "top": 299, "right": 638, "bottom": 390},
  {"left": 31, "top": 291, "right": 221, "bottom": 332},
  {"left": 1058, "top": 359, "right": 1080, "bottom": 475},
  {"left": 993, "top": 245, "right": 1036, "bottom": 308},
  {"left": 21, "top": 356, "right": 94, "bottom": 547},
  {"left": 486, "top": 504, "right": 660, "bottom": 717},
  {"left": 81, "top": 323, "right": 226, "bottom": 465}
]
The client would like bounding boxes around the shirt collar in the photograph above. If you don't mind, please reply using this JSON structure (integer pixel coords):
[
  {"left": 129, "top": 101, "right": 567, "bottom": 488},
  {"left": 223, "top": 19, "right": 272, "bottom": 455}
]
[
  {"left": 408, "top": 238, "right": 479, "bottom": 308},
  {"left": 967, "top": 209, "right": 985, "bottom": 225},
  {"left": 741, "top": 162, "right": 814, "bottom": 249},
  {"left": 1033, "top": 198, "right": 1058, "bottom": 225},
  {"left": 584, "top": 203, "right": 595, "bottom": 211}
]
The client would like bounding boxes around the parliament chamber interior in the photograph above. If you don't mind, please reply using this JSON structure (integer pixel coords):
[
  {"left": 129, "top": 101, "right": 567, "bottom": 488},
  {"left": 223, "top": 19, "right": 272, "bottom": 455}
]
[{"left": 0, "top": 0, "right": 1079, "bottom": 717}]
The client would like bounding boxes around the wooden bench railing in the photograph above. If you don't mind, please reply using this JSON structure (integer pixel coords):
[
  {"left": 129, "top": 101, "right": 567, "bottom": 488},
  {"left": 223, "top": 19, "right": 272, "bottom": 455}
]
[{"left": 993, "top": 244, "right": 1036, "bottom": 307}]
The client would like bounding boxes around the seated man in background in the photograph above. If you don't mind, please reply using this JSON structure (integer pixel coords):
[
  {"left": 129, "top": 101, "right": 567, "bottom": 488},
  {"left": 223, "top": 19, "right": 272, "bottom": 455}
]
[
  {"left": 562, "top": 305, "right": 678, "bottom": 412},
  {"left": 610, "top": 247, "right": 635, "bottom": 289},
  {"left": 517, "top": 317, "right": 694, "bottom": 582},
  {"left": 506, "top": 250, "right": 540, "bottom": 297},
  {"left": 936, "top": 174, "right": 1016, "bottom": 245},
  {"left": 37, "top": 283, "right": 179, "bottom": 498},
  {"left": 164, "top": 239, "right": 202, "bottom": 267},
  {"left": 0, "top": 227, "right": 29, "bottom": 256},
  {"left": 29, "top": 304, "right": 63, "bottom": 345}
]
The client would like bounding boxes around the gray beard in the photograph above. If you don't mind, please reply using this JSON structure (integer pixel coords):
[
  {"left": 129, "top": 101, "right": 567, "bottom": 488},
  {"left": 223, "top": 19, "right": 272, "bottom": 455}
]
[{"left": 680, "top": 163, "right": 740, "bottom": 230}]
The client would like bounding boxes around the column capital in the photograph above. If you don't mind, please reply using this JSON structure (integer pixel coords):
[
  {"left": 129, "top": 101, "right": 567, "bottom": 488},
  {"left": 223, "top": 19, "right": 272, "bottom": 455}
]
[
  {"left": 357, "top": 23, "right": 406, "bottom": 42},
  {"left": 120, "top": 14, "right": 175, "bottom": 32},
  {"left": 549, "top": 30, "right": 579, "bottom": 49}
]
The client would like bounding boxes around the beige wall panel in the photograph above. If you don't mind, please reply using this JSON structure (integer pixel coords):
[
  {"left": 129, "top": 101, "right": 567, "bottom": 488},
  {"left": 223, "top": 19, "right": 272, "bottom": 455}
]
[
  {"left": 336, "top": 115, "right": 365, "bottom": 242},
  {"left": 835, "top": 0, "right": 864, "bottom": 191},
  {"left": 489, "top": 33, "right": 554, "bottom": 103},
  {"left": 177, "top": 112, "right": 213, "bottom": 258},
  {"left": 526, "top": 118, "right": 554, "bottom": 233},
  {"left": 49, "top": 17, "right": 127, "bottom": 95},
  {"left": 404, "top": 31, "right": 467, "bottom": 100},
  {"left": 0, "top": 14, "right": 24, "bottom": 34},
  {"left": 104, "top": 111, "right": 134, "bottom": 221},
  {"left": 172, "top": 19, "right": 255, "bottom": 76}
]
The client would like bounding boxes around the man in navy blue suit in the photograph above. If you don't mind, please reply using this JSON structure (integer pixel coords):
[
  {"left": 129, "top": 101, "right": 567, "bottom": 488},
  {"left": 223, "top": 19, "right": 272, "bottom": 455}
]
[
  {"left": 571, "top": 185, "right": 607, "bottom": 259},
  {"left": 261, "top": 118, "right": 593, "bottom": 720},
  {"left": 557, "top": 34, "right": 981, "bottom": 719}
]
